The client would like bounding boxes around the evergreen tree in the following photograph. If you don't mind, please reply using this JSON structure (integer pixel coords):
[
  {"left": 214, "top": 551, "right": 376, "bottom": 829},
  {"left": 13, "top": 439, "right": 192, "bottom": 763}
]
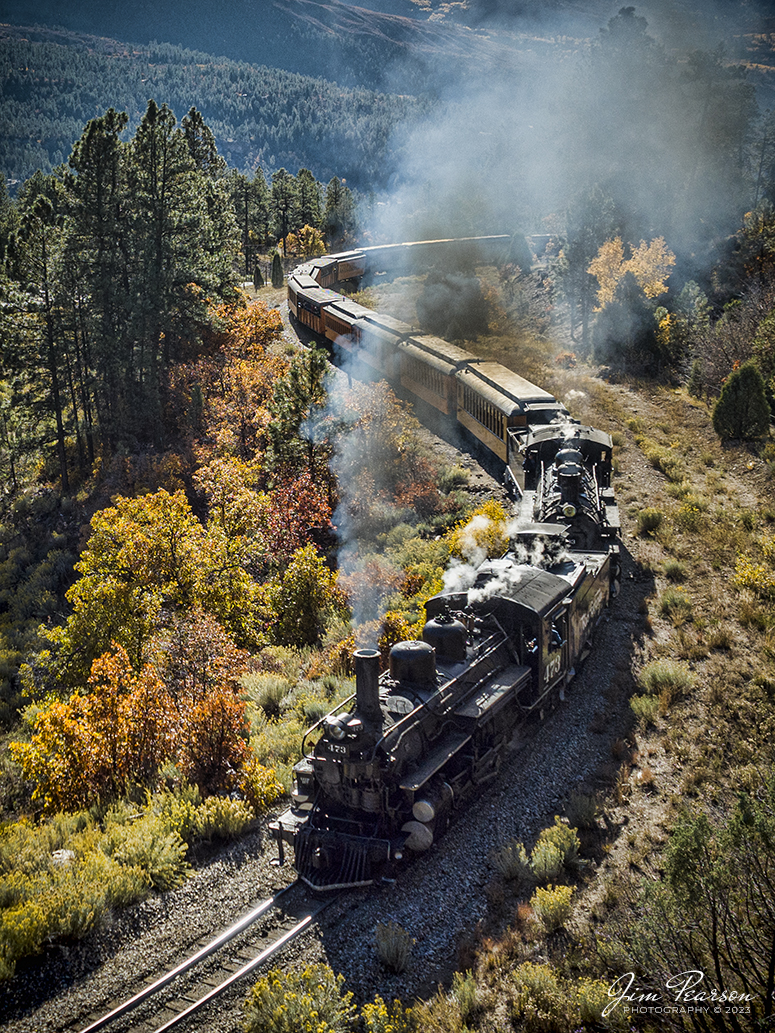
[
  {"left": 323, "top": 176, "right": 356, "bottom": 250},
  {"left": 252, "top": 168, "right": 272, "bottom": 248},
  {"left": 229, "top": 168, "right": 271, "bottom": 276},
  {"left": 125, "top": 100, "right": 237, "bottom": 441},
  {"left": 64, "top": 108, "right": 130, "bottom": 450},
  {"left": 556, "top": 186, "right": 619, "bottom": 353},
  {"left": 270, "top": 168, "right": 298, "bottom": 254},
  {"left": 266, "top": 345, "right": 331, "bottom": 480},
  {"left": 687, "top": 358, "right": 704, "bottom": 399},
  {"left": 182, "top": 106, "right": 227, "bottom": 178},
  {"left": 296, "top": 168, "right": 322, "bottom": 230},
  {"left": 712, "top": 360, "right": 771, "bottom": 440},
  {"left": 13, "top": 174, "right": 71, "bottom": 490},
  {"left": 591, "top": 270, "right": 656, "bottom": 369},
  {"left": 271, "top": 251, "right": 284, "bottom": 288}
]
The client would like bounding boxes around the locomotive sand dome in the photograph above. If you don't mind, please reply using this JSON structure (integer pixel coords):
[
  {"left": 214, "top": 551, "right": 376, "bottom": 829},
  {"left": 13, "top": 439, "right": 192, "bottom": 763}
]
[{"left": 272, "top": 239, "right": 621, "bottom": 889}]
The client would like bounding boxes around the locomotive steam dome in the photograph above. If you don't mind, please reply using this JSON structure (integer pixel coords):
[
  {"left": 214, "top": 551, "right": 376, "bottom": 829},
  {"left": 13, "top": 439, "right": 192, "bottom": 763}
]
[
  {"left": 422, "top": 614, "right": 467, "bottom": 663},
  {"left": 389, "top": 640, "right": 436, "bottom": 685}
]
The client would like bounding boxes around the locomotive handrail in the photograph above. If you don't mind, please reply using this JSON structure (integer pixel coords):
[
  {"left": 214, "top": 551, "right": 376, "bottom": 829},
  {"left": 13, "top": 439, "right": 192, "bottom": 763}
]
[
  {"left": 300, "top": 693, "right": 356, "bottom": 760},
  {"left": 595, "top": 466, "right": 607, "bottom": 514}
]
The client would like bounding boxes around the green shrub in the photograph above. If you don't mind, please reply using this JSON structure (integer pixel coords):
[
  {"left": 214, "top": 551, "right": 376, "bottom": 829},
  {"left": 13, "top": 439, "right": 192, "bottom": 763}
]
[
  {"left": 0, "top": 848, "right": 148, "bottom": 979},
  {"left": 102, "top": 812, "right": 189, "bottom": 891},
  {"left": 637, "top": 437, "right": 686, "bottom": 482},
  {"left": 375, "top": 920, "right": 414, "bottom": 973},
  {"left": 511, "top": 961, "right": 570, "bottom": 1031},
  {"left": 734, "top": 545, "right": 775, "bottom": 600},
  {"left": 636, "top": 507, "right": 664, "bottom": 536},
  {"left": 659, "top": 585, "right": 693, "bottom": 624},
  {"left": 530, "top": 817, "right": 582, "bottom": 882},
  {"left": 437, "top": 465, "right": 470, "bottom": 492},
  {"left": 706, "top": 624, "right": 734, "bottom": 650},
  {"left": 241, "top": 673, "right": 294, "bottom": 720},
  {"left": 270, "top": 252, "right": 284, "bottom": 289},
  {"left": 674, "top": 499, "right": 707, "bottom": 532},
  {"left": 535, "top": 818, "right": 581, "bottom": 867},
  {"left": 575, "top": 976, "right": 628, "bottom": 1029},
  {"left": 630, "top": 693, "right": 661, "bottom": 728},
  {"left": 0, "top": 898, "right": 47, "bottom": 979},
  {"left": 638, "top": 659, "right": 694, "bottom": 712},
  {"left": 451, "top": 970, "right": 481, "bottom": 1024},
  {"left": 564, "top": 792, "right": 600, "bottom": 830},
  {"left": 244, "top": 963, "right": 355, "bottom": 1033},
  {"left": 638, "top": 658, "right": 695, "bottom": 697},
  {"left": 530, "top": 841, "right": 565, "bottom": 883},
  {"left": 687, "top": 358, "right": 704, "bottom": 398},
  {"left": 663, "top": 558, "right": 687, "bottom": 582},
  {"left": 712, "top": 360, "right": 770, "bottom": 441},
  {"left": 251, "top": 714, "right": 307, "bottom": 791},
  {"left": 494, "top": 819, "right": 583, "bottom": 887},
  {"left": 491, "top": 838, "right": 535, "bottom": 887},
  {"left": 239, "top": 756, "right": 284, "bottom": 815},
  {"left": 530, "top": 884, "right": 575, "bottom": 933},
  {"left": 195, "top": 796, "right": 253, "bottom": 842},
  {"left": 153, "top": 785, "right": 202, "bottom": 843}
]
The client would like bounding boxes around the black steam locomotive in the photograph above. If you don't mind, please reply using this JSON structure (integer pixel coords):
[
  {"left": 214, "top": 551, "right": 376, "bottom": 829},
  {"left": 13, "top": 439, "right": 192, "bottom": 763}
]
[{"left": 270, "top": 241, "right": 620, "bottom": 890}]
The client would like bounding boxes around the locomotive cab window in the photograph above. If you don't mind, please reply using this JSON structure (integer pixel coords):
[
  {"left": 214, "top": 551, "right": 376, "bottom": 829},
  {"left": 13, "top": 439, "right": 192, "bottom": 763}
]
[{"left": 547, "top": 611, "right": 567, "bottom": 652}]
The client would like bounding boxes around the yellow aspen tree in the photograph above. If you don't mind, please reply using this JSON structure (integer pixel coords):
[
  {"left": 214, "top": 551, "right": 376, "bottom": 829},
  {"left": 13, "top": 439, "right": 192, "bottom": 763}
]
[
  {"left": 587, "top": 236, "right": 625, "bottom": 307},
  {"left": 627, "top": 237, "right": 676, "bottom": 298}
]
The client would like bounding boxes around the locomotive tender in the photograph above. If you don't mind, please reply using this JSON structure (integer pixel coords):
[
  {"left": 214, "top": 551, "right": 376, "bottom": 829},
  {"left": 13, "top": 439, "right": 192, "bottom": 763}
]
[{"left": 272, "top": 239, "right": 620, "bottom": 890}]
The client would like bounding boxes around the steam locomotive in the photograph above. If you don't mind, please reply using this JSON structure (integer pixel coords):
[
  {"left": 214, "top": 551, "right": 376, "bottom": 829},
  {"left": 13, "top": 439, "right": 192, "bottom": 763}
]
[{"left": 270, "top": 240, "right": 620, "bottom": 890}]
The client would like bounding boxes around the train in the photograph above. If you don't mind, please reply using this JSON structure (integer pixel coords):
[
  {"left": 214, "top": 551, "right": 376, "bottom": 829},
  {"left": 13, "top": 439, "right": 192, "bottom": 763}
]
[{"left": 270, "top": 238, "right": 621, "bottom": 891}]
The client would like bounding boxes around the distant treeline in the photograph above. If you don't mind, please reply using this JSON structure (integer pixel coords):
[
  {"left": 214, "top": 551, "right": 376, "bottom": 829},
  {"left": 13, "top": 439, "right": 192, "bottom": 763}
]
[{"left": 0, "top": 27, "right": 425, "bottom": 187}]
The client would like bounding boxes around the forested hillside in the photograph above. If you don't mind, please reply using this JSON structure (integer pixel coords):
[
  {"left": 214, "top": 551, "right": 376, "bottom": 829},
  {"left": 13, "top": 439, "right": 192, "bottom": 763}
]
[
  {"left": 0, "top": 0, "right": 523, "bottom": 93},
  {"left": 0, "top": 25, "right": 423, "bottom": 186}
]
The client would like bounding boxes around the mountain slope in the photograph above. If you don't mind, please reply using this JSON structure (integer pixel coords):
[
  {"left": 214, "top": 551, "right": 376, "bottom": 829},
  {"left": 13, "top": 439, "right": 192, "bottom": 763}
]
[
  {"left": 0, "top": 23, "right": 424, "bottom": 184},
  {"left": 3, "top": 0, "right": 772, "bottom": 94},
  {"left": 0, "top": 0, "right": 520, "bottom": 91}
]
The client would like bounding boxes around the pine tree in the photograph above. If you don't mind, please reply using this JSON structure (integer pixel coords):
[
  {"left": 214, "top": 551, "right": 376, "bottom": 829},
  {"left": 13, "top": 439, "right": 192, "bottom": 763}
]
[
  {"left": 182, "top": 106, "right": 227, "bottom": 178},
  {"left": 271, "top": 251, "right": 284, "bottom": 288},
  {"left": 323, "top": 176, "right": 356, "bottom": 250},
  {"left": 14, "top": 175, "right": 71, "bottom": 489},
  {"left": 712, "top": 361, "right": 771, "bottom": 440},
  {"left": 64, "top": 108, "right": 130, "bottom": 449},
  {"left": 270, "top": 168, "right": 298, "bottom": 254},
  {"left": 266, "top": 345, "right": 330, "bottom": 479},
  {"left": 296, "top": 168, "right": 322, "bottom": 230}
]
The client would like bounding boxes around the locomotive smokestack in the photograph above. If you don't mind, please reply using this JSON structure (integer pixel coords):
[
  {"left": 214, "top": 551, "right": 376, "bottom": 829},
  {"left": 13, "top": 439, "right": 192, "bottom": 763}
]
[{"left": 354, "top": 648, "right": 382, "bottom": 722}]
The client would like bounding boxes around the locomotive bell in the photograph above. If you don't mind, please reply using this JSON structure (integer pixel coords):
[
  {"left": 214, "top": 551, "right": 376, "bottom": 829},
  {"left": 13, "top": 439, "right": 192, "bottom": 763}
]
[
  {"left": 354, "top": 647, "right": 382, "bottom": 722},
  {"left": 422, "top": 614, "right": 467, "bottom": 664}
]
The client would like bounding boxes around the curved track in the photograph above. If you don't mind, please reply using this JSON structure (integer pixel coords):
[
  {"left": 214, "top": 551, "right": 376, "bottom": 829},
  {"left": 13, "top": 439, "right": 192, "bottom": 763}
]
[{"left": 73, "top": 883, "right": 336, "bottom": 1033}]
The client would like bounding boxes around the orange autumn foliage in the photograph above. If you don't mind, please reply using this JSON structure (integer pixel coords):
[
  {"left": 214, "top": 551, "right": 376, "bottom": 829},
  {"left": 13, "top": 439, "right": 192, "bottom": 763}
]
[{"left": 12, "top": 643, "right": 250, "bottom": 811}]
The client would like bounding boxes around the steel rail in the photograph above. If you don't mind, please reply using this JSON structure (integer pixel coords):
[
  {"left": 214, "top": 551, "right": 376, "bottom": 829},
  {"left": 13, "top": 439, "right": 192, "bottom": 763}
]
[
  {"left": 150, "top": 914, "right": 314, "bottom": 1033},
  {"left": 77, "top": 889, "right": 287, "bottom": 1033}
]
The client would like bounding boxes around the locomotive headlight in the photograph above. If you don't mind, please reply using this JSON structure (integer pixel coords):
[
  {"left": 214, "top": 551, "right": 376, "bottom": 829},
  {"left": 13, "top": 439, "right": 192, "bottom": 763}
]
[
  {"left": 563, "top": 503, "right": 577, "bottom": 518},
  {"left": 327, "top": 717, "right": 346, "bottom": 740}
]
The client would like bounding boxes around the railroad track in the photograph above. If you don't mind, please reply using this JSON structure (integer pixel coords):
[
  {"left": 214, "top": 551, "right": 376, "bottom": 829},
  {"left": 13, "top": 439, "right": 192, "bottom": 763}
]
[{"left": 73, "top": 881, "right": 335, "bottom": 1033}]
